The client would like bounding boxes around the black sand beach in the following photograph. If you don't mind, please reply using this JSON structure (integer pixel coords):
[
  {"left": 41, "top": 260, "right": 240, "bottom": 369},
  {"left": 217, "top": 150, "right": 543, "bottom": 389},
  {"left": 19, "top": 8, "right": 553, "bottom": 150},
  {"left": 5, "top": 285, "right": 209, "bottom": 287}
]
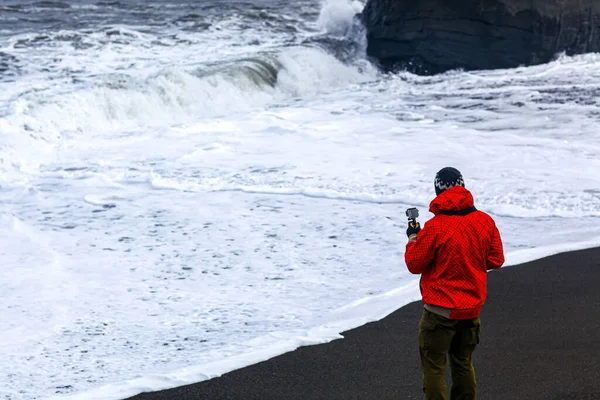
[{"left": 128, "top": 248, "right": 600, "bottom": 400}]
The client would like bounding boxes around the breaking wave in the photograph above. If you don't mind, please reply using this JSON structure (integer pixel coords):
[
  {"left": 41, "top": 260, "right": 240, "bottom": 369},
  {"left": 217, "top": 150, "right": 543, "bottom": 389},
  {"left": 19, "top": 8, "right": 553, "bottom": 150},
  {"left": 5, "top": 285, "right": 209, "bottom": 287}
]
[
  {"left": 3, "top": 46, "right": 374, "bottom": 135},
  {"left": 0, "top": 0, "right": 372, "bottom": 176}
]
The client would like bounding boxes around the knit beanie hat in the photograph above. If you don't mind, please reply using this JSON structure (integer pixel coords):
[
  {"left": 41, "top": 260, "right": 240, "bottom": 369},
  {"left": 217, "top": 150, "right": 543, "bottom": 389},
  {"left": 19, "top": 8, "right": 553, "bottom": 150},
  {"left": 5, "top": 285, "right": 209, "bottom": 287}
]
[{"left": 434, "top": 167, "right": 465, "bottom": 196}]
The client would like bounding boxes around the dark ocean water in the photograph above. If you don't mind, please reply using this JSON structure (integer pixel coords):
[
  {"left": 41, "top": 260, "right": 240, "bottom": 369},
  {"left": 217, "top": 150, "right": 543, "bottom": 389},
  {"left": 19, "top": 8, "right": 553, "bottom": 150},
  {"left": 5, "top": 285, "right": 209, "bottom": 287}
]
[
  {"left": 0, "top": 0, "right": 367, "bottom": 86},
  {"left": 0, "top": 0, "right": 319, "bottom": 36}
]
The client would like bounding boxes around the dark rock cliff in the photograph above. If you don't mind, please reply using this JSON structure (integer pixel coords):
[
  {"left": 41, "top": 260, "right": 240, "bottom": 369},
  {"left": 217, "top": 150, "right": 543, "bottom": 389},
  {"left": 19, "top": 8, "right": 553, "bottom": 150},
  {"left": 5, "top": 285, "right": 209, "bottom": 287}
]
[{"left": 361, "top": 0, "right": 600, "bottom": 74}]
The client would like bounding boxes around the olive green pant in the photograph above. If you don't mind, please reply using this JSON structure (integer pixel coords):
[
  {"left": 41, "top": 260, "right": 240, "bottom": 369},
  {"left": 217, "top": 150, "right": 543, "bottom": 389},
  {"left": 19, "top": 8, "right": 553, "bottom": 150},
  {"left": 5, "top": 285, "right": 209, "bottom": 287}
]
[{"left": 418, "top": 309, "right": 481, "bottom": 400}]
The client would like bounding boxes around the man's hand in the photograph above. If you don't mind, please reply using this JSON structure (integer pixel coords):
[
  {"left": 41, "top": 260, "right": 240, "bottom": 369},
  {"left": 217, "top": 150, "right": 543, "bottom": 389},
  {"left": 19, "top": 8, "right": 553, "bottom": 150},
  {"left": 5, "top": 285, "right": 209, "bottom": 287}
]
[{"left": 407, "top": 221, "right": 421, "bottom": 241}]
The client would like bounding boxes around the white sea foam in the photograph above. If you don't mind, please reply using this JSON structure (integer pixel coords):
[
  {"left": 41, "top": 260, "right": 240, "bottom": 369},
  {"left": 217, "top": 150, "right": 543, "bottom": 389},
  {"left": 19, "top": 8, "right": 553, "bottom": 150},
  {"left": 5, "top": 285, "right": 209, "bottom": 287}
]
[{"left": 46, "top": 280, "right": 422, "bottom": 400}]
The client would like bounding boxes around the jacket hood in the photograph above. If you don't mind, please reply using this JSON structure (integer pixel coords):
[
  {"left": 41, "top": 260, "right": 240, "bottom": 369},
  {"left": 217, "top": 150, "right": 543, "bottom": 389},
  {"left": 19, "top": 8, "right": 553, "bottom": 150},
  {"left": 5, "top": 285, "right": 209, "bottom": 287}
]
[{"left": 429, "top": 186, "right": 475, "bottom": 215}]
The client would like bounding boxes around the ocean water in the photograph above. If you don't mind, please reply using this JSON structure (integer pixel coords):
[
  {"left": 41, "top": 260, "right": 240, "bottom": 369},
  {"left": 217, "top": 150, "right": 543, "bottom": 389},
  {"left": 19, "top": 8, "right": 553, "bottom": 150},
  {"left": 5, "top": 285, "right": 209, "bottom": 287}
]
[{"left": 2, "top": 1, "right": 600, "bottom": 399}]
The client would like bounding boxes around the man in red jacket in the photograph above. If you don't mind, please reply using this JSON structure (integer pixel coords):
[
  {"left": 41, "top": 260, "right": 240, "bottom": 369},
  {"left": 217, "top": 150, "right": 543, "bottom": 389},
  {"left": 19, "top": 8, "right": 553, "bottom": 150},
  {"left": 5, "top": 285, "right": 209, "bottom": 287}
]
[{"left": 405, "top": 167, "right": 504, "bottom": 400}]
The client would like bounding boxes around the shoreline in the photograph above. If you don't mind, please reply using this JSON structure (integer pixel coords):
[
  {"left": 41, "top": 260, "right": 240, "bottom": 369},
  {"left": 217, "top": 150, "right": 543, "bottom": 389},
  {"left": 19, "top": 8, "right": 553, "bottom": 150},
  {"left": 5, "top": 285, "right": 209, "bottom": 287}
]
[
  {"left": 125, "top": 246, "right": 600, "bottom": 399},
  {"left": 49, "top": 245, "right": 600, "bottom": 400}
]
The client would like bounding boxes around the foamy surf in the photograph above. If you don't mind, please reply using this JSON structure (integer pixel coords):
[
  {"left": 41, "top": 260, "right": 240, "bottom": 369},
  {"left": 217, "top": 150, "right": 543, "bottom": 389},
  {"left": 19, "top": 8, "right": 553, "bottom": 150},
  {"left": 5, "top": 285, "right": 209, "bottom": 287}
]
[{"left": 0, "top": 45, "right": 375, "bottom": 177}]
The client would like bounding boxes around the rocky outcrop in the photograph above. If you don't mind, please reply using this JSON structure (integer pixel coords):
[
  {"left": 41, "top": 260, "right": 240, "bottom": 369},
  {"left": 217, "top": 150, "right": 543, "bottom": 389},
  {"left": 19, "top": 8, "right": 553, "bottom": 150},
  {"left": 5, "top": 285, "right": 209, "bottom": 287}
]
[{"left": 361, "top": 0, "right": 600, "bottom": 74}]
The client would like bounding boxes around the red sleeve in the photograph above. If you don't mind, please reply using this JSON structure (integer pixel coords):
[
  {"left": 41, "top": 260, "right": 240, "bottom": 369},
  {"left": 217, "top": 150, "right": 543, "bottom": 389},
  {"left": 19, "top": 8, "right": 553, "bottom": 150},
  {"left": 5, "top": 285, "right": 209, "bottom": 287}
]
[
  {"left": 486, "top": 223, "right": 504, "bottom": 270},
  {"left": 404, "top": 220, "right": 437, "bottom": 275}
]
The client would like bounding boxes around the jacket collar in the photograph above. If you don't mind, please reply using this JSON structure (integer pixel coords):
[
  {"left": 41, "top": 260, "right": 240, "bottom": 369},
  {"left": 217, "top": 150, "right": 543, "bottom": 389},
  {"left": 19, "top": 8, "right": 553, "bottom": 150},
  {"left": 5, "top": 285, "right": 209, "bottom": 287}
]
[{"left": 429, "top": 186, "right": 475, "bottom": 215}]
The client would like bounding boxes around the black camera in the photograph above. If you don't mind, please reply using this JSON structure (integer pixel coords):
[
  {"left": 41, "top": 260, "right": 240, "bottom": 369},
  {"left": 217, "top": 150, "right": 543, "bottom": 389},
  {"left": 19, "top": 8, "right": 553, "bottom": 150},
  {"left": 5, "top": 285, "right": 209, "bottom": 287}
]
[{"left": 405, "top": 207, "right": 419, "bottom": 221}]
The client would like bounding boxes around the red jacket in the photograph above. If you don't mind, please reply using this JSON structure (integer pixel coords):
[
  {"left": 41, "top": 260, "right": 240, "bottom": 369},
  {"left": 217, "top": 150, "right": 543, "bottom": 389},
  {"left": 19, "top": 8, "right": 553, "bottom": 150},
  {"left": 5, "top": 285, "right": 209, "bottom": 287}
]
[{"left": 405, "top": 186, "right": 504, "bottom": 319}]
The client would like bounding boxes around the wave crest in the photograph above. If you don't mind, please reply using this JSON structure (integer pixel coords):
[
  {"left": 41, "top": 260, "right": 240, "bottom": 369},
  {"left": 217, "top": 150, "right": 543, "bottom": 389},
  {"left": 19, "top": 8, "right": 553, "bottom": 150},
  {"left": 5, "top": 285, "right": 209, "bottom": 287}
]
[{"left": 0, "top": 46, "right": 376, "bottom": 174}]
